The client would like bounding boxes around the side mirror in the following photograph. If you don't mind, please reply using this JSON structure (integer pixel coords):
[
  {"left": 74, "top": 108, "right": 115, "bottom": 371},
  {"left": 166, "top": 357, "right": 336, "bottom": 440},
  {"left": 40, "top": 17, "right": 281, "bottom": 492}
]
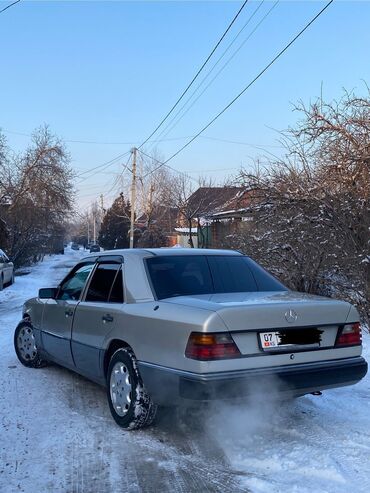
[{"left": 39, "top": 288, "right": 58, "bottom": 299}]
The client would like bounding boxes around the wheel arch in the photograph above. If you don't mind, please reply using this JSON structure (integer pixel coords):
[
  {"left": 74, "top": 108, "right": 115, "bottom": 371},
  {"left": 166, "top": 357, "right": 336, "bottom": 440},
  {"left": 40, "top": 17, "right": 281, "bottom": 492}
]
[{"left": 103, "top": 339, "right": 133, "bottom": 379}]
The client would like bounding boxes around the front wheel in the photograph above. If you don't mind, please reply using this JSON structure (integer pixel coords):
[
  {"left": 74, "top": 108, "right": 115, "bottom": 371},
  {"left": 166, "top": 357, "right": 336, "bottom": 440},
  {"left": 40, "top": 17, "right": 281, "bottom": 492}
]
[
  {"left": 107, "top": 348, "right": 157, "bottom": 429},
  {"left": 14, "top": 321, "right": 47, "bottom": 368}
]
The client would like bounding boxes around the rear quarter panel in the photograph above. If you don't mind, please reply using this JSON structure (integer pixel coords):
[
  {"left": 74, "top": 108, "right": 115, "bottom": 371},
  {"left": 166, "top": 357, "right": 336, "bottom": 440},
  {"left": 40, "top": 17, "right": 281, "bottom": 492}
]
[{"left": 103, "top": 301, "right": 227, "bottom": 372}]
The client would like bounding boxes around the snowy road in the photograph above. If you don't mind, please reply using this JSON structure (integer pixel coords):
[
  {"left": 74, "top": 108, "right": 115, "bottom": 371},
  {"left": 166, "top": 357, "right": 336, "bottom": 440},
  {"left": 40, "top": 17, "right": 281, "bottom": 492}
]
[{"left": 0, "top": 250, "right": 369, "bottom": 493}]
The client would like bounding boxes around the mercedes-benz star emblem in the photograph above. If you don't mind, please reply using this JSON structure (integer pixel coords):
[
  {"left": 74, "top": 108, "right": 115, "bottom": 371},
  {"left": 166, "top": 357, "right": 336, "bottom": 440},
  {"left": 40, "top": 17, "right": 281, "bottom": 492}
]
[{"left": 285, "top": 309, "right": 298, "bottom": 323}]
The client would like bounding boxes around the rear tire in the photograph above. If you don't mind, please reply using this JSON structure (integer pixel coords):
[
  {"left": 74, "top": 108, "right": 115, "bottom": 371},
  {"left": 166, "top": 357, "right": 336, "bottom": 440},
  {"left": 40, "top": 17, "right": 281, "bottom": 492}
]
[
  {"left": 107, "top": 348, "right": 157, "bottom": 429},
  {"left": 14, "top": 321, "right": 47, "bottom": 368}
]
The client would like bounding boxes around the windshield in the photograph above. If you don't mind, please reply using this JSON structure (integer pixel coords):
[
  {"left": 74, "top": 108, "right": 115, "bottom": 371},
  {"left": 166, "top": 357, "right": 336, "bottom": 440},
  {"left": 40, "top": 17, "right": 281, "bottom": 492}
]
[{"left": 146, "top": 255, "right": 287, "bottom": 299}]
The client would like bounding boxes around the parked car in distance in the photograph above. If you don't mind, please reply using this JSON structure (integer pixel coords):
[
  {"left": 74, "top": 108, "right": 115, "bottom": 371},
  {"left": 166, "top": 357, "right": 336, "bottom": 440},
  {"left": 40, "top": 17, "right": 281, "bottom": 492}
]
[
  {"left": 71, "top": 243, "right": 80, "bottom": 251},
  {"left": 14, "top": 248, "right": 368, "bottom": 429},
  {"left": 0, "top": 248, "right": 14, "bottom": 291},
  {"left": 89, "top": 244, "right": 100, "bottom": 253}
]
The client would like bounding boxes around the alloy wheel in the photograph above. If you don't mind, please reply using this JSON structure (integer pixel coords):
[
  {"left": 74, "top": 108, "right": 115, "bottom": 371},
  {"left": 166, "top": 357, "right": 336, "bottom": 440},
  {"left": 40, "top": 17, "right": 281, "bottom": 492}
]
[{"left": 110, "top": 362, "right": 132, "bottom": 417}]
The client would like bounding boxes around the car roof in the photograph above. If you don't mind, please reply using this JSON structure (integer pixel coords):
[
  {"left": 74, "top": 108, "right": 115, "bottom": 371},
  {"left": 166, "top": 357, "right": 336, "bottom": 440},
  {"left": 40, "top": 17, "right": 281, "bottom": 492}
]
[{"left": 81, "top": 247, "right": 242, "bottom": 261}]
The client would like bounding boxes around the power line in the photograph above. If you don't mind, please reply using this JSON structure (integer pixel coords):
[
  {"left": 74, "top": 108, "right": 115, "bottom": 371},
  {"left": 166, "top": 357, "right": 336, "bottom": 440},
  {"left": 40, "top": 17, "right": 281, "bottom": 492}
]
[
  {"left": 1, "top": 128, "right": 193, "bottom": 145},
  {"left": 137, "top": 0, "right": 250, "bottom": 149},
  {"left": 137, "top": 149, "right": 198, "bottom": 182},
  {"left": 0, "top": 128, "right": 132, "bottom": 181},
  {"left": 0, "top": 0, "right": 20, "bottom": 15},
  {"left": 150, "top": 0, "right": 270, "bottom": 148},
  {"left": 146, "top": 0, "right": 334, "bottom": 175},
  {"left": 105, "top": 152, "right": 132, "bottom": 196},
  {"left": 2, "top": 127, "right": 282, "bottom": 149},
  {"left": 76, "top": 151, "right": 130, "bottom": 180},
  {"left": 199, "top": 135, "right": 284, "bottom": 149},
  {"left": 78, "top": 153, "right": 132, "bottom": 201},
  {"left": 152, "top": 1, "right": 279, "bottom": 147}
]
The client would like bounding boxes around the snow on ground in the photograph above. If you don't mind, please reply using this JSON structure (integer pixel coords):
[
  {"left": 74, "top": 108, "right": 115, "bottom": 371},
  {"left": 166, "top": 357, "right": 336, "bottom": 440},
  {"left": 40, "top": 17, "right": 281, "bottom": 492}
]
[{"left": 0, "top": 250, "right": 369, "bottom": 493}]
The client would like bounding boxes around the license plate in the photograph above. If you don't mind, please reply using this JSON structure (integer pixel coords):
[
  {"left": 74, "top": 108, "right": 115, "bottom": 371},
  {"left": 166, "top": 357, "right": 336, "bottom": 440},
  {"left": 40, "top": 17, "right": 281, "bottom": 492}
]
[{"left": 259, "top": 331, "right": 282, "bottom": 350}]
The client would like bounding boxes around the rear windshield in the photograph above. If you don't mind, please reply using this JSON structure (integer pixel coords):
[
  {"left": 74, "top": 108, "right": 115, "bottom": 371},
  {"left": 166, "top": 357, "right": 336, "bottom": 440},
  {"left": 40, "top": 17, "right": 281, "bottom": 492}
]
[{"left": 146, "top": 255, "right": 287, "bottom": 299}]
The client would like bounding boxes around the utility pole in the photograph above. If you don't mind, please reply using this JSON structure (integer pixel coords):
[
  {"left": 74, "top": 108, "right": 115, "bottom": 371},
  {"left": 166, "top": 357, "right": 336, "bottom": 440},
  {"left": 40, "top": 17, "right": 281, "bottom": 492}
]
[
  {"left": 87, "top": 219, "right": 90, "bottom": 245},
  {"left": 93, "top": 212, "right": 96, "bottom": 244},
  {"left": 100, "top": 194, "right": 104, "bottom": 214},
  {"left": 129, "top": 147, "right": 137, "bottom": 248}
]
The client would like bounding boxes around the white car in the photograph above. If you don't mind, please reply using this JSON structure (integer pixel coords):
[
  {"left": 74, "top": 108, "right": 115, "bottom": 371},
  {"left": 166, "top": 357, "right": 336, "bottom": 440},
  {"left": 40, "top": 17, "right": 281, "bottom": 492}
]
[{"left": 0, "top": 249, "right": 14, "bottom": 290}]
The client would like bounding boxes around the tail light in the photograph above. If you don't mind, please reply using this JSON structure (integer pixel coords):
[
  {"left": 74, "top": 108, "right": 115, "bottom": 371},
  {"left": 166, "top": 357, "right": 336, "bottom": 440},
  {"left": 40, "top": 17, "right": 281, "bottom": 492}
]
[
  {"left": 336, "top": 322, "right": 362, "bottom": 347},
  {"left": 185, "top": 332, "right": 241, "bottom": 361}
]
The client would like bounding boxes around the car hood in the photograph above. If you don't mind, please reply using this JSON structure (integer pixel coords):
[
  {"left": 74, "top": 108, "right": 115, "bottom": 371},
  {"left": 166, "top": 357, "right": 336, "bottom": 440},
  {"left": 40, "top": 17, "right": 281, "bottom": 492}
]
[{"left": 162, "top": 291, "right": 354, "bottom": 330}]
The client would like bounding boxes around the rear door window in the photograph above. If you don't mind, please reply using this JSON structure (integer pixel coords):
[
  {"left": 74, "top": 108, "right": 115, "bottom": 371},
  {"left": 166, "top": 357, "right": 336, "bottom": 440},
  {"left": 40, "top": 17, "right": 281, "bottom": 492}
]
[
  {"left": 85, "top": 264, "right": 122, "bottom": 303},
  {"left": 108, "top": 267, "right": 124, "bottom": 303}
]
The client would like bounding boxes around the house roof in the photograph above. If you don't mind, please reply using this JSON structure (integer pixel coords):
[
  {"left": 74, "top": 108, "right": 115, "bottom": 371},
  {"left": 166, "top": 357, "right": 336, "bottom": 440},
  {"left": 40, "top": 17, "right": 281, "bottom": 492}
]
[
  {"left": 136, "top": 205, "right": 178, "bottom": 229},
  {"left": 187, "top": 187, "right": 256, "bottom": 217}
]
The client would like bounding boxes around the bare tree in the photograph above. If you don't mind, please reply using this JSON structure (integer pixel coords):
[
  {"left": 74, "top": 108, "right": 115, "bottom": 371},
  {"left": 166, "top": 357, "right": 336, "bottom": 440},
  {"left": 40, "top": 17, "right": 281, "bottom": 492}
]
[
  {"left": 166, "top": 174, "right": 219, "bottom": 248},
  {"left": 230, "top": 90, "right": 370, "bottom": 324},
  {"left": 0, "top": 126, "right": 75, "bottom": 265},
  {"left": 136, "top": 149, "right": 173, "bottom": 227}
]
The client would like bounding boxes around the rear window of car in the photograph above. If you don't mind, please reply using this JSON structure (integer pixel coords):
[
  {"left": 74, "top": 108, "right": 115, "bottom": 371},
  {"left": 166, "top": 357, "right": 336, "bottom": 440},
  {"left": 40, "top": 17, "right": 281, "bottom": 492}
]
[{"left": 146, "top": 255, "right": 287, "bottom": 299}]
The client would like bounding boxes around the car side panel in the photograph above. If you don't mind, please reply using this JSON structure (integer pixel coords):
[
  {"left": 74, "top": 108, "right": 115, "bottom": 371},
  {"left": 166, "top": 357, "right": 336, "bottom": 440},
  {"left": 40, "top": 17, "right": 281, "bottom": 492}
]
[
  {"left": 71, "top": 302, "right": 125, "bottom": 380},
  {"left": 40, "top": 299, "right": 78, "bottom": 366}
]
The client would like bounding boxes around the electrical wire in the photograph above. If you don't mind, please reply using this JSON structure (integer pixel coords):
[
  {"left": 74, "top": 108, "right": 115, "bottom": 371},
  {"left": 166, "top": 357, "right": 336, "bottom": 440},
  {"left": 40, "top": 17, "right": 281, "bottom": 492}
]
[
  {"left": 199, "top": 135, "right": 283, "bottom": 149},
  {"left": 145, "top": 0, "right": 334, "bottom": 176},
  {"left": 75, "top": 151, "right": 130, "bottom": 180},
  {"left": 105, "top": 153, "right": 132, "bottom": 196},
  {"left": 1, "top": 128, "right": 193, "bottom": 146},
  {"left": 78, "top": 153, "right": 131, "bottom": 201},
  {"left": 0, "top": 0, "right": 20, "bottom": 15},
  {"left": 137, "top": 0, "right": 250, "bottom": 149},
  {"left": 151, "top": 1, "right": 279, "bottom": 147},
  {"left": 137, "top": 149, "right": 198, "bottom": 182}
]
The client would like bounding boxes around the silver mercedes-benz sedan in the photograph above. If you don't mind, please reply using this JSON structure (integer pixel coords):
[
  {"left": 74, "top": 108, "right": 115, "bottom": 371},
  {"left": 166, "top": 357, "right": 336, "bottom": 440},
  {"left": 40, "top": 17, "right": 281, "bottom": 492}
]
[{"left": 14, "top": 248, "right": 368, "bottom": 429}]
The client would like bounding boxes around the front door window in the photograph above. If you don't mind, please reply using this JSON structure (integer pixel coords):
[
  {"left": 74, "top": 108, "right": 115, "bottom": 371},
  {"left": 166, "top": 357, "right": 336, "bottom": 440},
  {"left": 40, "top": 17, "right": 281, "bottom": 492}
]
[{"left": 57, "top": 264, "right": 94, "bottom": 301}]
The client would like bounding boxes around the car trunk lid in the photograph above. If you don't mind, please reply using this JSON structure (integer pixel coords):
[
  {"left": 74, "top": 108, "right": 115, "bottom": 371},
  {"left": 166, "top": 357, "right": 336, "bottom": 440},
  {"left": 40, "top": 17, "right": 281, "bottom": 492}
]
[{"left": 164, "top": 291, "right": 352, "bottom": 356}]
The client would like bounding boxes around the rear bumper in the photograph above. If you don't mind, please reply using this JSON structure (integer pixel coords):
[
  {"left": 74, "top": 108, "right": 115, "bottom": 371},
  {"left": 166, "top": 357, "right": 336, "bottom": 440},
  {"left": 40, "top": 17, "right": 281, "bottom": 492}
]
[{"left": 138, "top": 356, "right": 368, "bottom": 405}]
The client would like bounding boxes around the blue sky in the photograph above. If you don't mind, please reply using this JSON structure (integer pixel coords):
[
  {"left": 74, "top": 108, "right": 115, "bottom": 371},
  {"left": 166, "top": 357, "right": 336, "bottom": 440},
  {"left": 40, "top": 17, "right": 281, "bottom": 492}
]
[{"left": 1, "top": 0, "right": 369, "bottom": 209}]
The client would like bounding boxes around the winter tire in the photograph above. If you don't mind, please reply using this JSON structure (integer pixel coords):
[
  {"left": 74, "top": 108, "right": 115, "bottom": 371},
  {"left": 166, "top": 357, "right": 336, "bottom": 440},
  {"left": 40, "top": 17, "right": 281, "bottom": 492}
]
[
  {"left": 107, "top": 348, "right": 157, "bottom": 430},
  {"left": 14, "top": 321, "right": 47, "bottom": 368}
]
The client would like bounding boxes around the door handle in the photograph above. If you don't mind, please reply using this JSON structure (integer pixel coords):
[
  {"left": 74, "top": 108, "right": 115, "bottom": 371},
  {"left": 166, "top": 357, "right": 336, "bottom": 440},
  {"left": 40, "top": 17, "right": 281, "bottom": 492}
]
[
  {"left": 102, "top": 314, "right": 114, "bottom": 323},
  {"left": 65, "top": 309, "right": 73, "bottom": 318}
]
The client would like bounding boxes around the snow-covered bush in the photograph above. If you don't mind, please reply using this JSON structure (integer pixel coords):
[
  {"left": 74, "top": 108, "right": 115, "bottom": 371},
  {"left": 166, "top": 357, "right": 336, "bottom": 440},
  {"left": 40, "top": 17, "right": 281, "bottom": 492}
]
[{"left": 227, "top": 91, "right": 370, "bottom": 327}]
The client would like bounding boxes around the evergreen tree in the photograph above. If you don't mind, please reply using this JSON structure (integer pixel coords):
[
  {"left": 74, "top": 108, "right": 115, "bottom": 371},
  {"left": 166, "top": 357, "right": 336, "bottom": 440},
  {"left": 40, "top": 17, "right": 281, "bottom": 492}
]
[{"left": 98, "top": 193, "right": 131, "bottom": 249}]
